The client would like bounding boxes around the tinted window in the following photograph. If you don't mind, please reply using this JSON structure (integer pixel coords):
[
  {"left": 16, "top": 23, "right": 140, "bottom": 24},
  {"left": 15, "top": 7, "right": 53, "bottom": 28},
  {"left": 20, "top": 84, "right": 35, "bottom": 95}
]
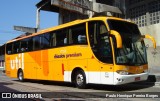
[
  {"left": 88, "top": 21, "right": 113, "bottom": 63},
  {"left": 28, "top": 38, "right": 33, "bottom": 51},
  {"left": 0, "top": 45, "right": 5, "bottom": 55},
  {"left": 6, "top": 43, "right": 13, "bottom": 54},
  {"left": 56, "top": 29, "right": 68, "bottom": 47},
  {"left": 50, "top": 32, "right": 56, "bottom": 47},
  {"left": 69, "top": 23, "right": 87, "bottom": 45},
  {"left": 20, "top": 39, "right": 29, "bottom": 52},
  {"left": 33, "top": 35, "right": 41, "bottom": 50},
  {"left": 6, "top": 23, "right": 88, "bottom": 54},
  {"left": 41, "top": 33, "right": 50, "bottom": 49},
  {"left": 13, "top": 41, "right": 20, "bottom": 54}
]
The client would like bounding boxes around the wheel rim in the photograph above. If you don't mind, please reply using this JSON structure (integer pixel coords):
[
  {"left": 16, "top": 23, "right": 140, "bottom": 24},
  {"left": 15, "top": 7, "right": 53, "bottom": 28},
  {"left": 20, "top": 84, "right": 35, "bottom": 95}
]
[
  {"left": 76, "top": 73, "right": 84, "bottom": 86},
  {"left": 19, "top": 72, "right": 23, "bottom": 81}
]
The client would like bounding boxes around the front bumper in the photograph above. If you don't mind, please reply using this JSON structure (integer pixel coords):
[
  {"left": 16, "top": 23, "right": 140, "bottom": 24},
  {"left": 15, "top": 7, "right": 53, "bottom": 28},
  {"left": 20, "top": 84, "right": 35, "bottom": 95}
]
[{"left": 114, "top": 72, "right": 148, "bottom": 85}]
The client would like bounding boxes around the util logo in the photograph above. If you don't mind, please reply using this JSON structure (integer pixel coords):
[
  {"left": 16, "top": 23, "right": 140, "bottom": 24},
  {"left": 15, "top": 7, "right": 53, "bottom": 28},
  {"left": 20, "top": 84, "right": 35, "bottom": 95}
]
[{"left": 10, "top": 53, "right": 24, "bottom": 70}]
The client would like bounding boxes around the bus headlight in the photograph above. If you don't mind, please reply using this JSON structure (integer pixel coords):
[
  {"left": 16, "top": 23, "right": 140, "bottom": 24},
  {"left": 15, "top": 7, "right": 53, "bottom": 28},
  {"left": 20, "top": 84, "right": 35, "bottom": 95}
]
[{"left": 116, "top": 70, "right": 129, "bottom": 75}]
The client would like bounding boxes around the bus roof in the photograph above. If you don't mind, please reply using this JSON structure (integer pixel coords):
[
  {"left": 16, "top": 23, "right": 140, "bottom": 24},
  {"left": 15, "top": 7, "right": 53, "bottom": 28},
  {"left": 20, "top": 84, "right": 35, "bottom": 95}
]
[{"left": 6, "top": 16, "right": 129, "bottom": 43}]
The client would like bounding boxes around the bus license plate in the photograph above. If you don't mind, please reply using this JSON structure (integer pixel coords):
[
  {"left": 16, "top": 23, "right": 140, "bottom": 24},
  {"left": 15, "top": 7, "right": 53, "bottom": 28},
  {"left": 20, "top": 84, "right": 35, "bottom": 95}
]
[{"left": 135, "top": 77, "right": 140, "bottom": 81}]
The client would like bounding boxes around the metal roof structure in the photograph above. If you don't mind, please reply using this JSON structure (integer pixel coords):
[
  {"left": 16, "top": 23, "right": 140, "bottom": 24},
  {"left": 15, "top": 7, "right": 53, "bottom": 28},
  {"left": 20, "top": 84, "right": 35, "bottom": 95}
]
[
  {"left": 36, "top": 0, "right": 59, "bottom": 13},
  {"left": 14, "top": 0, "right": 122, "bottom": 35},
  {"left": 36, "top": 0, "right": 122, "bottom": 15}
]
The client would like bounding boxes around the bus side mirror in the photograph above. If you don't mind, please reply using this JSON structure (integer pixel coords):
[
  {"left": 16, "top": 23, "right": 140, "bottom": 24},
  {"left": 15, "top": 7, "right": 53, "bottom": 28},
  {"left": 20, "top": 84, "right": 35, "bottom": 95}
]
[
  {"left": 110, "top": 30, "right": 122, "bottom": 48},
  {"left": 143, "top": 34, "right": 156, "bottom": 49}
]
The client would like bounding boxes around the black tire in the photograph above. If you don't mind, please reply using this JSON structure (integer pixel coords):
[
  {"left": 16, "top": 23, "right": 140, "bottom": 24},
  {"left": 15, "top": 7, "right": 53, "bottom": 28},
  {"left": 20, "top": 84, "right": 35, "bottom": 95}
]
[
  {"left": 75, "top": 70, "right": 86, "bottom": 89},
  {"left": 18, "top": 70, "right": 24, "bottom": 82}
]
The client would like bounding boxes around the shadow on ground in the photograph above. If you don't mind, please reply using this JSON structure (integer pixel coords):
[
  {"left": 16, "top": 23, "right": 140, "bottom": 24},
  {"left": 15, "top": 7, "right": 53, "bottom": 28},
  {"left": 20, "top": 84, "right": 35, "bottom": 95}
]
[{"left": 15, "top": 79, "right": 155, "bottom": 92}]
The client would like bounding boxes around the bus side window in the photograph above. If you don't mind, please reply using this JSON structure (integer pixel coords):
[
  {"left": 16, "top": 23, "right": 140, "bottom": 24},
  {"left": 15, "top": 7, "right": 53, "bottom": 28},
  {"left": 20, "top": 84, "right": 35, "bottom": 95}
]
[
  {"left": 28, "top": 38, "right": 33, "bottom": 51},
  {"left": 13, "top": 41, "right": 20, "bottom": 54},
  {"left": 78, "top": 35, "right": 86, "bottom": 44},
  {"left": 6, "top": 43, "right": 13, "bottom": 54},
  {"left": 56, "top": 29, "right": 68, "bottom": 47},
  {"left": 33, "top": 35, "right": 41, "bottom": 51},
  {"left": 100, "top": 24, "right": 108, "bottom": 34},
  {"left": 88, "top": 21, "right": 98, "bottom": 50},
  {"left": 88, "top": 21, "right": 113, "bottom": 63},
  {"left": 50, "top": 33, "right": 56, "bottom": 47},
  {"left": 20, "top": 39, "right": 28, "bottom": 52},
  {"left": 41, "top": 33, "right": 50, "bottom": 49},
  {"left": 69, "top": 23, "right": 87, "bottom": 45},
  {"left": 64, "top": 37, "right": 67, "bottom": 45}
]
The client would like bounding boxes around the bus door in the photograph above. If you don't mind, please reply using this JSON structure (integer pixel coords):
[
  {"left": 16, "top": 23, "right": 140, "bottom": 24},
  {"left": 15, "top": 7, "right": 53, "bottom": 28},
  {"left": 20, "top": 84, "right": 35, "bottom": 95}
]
[
  {"left": 97, "top": 32, "right": 114, "bottom": 84},
  {"left": 88, "top": 21, "right": 114, "bottom": 84},
  {"left": 100, "top": 64, "right": 114, "bottom": 84}
]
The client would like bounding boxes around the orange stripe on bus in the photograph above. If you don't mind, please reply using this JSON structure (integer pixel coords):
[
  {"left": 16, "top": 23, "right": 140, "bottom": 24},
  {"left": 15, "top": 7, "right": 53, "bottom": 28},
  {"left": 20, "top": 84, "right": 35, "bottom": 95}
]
[{"left": 42, "top": 50, "right": 49, "bottom": 76}]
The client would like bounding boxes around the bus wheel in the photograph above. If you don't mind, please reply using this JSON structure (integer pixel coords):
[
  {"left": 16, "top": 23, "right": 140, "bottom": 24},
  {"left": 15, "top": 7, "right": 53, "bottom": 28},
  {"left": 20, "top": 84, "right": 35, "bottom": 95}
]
[
  {"left": 75, "top": 70, "right": 86, "bottom": 89},
  {"left": 18, "top": 70, "right": 24, "bottom": 82}
]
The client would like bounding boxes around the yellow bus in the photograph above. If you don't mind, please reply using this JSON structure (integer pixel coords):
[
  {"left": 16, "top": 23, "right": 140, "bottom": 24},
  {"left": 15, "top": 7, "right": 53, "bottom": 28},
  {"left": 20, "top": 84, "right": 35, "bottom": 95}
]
[{"left": 5, "top": 17, "right": 156, "bottom": 88}]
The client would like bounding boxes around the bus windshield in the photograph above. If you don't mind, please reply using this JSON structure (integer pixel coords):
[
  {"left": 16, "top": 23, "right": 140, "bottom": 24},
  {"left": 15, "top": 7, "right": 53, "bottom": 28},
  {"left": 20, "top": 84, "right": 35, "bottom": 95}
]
[{"left": 108, "top": 20, "right": 147, "bottom": 66}]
